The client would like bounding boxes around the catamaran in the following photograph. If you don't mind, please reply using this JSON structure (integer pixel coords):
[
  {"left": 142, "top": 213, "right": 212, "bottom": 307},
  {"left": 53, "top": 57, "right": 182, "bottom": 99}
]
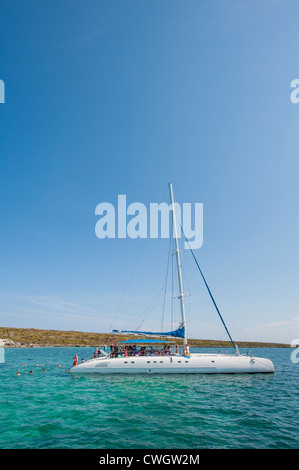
[{"left": 70, "top": 183, "right": 274, "bottom": 375}]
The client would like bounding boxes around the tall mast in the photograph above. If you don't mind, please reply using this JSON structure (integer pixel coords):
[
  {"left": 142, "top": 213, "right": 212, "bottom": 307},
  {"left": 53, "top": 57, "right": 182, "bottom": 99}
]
[{"left": 169, "top": 182, "right": 187, "bottom": 346}]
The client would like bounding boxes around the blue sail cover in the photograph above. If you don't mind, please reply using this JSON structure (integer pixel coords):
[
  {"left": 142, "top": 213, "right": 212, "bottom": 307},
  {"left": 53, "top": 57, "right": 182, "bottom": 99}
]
[{"left": 112, "top": 325, "right": 185, "bottom": 339}]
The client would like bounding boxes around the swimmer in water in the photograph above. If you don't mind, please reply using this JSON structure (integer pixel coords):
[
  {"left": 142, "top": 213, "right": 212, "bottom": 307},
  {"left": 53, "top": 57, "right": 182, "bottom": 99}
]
[{"left": 16, "top": 371, "right": 21, "bottom": 376}]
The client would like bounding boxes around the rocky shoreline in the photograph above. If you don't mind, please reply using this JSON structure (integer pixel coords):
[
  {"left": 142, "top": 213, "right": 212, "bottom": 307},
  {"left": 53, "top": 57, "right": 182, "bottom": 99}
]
[{"left": 0, "top": 338, "right": 96, "bottom": 348}]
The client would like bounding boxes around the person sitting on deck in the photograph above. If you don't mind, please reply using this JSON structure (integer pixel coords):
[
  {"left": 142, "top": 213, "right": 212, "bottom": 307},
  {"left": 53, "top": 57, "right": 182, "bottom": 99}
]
[{"left": 111, "top": 345, "right": 119, "bottom": 358}]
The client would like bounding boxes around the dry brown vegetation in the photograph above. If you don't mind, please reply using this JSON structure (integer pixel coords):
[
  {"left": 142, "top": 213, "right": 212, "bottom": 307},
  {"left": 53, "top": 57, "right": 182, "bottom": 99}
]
[{"left": 0, "top": 326, "right": 288, "bottom": 348}]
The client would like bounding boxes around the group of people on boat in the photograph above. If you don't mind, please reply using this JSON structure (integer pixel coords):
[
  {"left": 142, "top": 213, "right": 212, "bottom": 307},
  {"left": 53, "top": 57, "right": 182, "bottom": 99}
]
[
  {"left": 111, "top": 344, "right": 174, "bottom": 358},
  {"left": 90, "top": 342, "right": 190, "bottom": 359}
]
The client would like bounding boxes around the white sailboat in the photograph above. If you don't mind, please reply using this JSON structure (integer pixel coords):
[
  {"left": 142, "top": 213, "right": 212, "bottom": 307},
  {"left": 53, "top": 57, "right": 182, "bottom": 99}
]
[{"left": 70, "top": 183, "right": 274, "bottom": 375}]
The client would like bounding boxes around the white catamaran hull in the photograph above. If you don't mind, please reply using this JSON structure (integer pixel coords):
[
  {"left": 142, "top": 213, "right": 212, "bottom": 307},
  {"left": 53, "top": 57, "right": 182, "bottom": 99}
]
[{"left": 70, "top": 353, "right": 274, "bottom": 375}]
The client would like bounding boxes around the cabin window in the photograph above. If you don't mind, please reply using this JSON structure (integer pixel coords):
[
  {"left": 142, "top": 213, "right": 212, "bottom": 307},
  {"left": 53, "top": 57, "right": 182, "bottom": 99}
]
[
  {"left": 124, "top": 361, "right": 128, "bottom": 364},
  {"left": 131, "top": 361, "right": 135, "bottom": 363},
  {"left": 178, "top": 361, "right": 181, "bottom": 363},
  {"left": 160, "top": 361, "right": 163, "bottom": 363},
  {"left": 185, "top": 361, "right": 189, "bottom": 363},
  {"left": 147, "top": 361, "right": 150, "bottom": 363}
]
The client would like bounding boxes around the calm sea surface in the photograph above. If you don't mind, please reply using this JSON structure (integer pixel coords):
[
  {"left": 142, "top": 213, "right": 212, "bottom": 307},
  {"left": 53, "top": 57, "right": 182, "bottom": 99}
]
[{"left": 0, "top": 347, "right": 298, "bottom": 449}]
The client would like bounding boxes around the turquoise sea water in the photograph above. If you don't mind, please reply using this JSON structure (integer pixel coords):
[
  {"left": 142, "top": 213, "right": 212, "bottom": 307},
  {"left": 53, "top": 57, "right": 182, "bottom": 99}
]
[{"left": 0, "top": 347, "right": 298, "bottom": 449}]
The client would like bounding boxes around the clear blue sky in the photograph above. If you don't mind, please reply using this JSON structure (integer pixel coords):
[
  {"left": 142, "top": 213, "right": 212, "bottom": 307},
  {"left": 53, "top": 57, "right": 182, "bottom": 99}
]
[{"left": 0, "top": 0, "right": 298, "bottom": 343}]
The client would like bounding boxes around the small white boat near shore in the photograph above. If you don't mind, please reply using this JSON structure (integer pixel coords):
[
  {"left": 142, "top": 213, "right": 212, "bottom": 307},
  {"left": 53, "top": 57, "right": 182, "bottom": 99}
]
[{"left": 70, "top": 183, "right": 274, "bottom": 375}]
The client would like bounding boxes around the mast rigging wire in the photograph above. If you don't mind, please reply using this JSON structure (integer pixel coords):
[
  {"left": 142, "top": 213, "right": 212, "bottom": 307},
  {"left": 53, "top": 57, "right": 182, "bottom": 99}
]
[{"left": 180, "top": 225, "right": 238, "bottom": 352}]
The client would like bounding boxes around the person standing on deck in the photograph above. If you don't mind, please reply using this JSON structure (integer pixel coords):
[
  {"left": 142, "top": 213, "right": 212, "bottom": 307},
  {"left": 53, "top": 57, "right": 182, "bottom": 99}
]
[{"left": 73, "top": 354, "right": 78, "bottom": 367}]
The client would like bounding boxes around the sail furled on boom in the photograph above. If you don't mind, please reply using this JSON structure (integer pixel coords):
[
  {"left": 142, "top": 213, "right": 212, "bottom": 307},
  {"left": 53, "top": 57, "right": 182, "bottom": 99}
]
[{"left": 112, "top": 325, "right": 185, "bottom": 339}]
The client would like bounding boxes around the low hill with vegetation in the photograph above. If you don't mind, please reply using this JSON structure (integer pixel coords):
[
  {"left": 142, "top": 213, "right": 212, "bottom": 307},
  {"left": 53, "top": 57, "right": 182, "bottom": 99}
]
[{"left": 0, "top": 326, "right": 288, "bottom": 348}]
